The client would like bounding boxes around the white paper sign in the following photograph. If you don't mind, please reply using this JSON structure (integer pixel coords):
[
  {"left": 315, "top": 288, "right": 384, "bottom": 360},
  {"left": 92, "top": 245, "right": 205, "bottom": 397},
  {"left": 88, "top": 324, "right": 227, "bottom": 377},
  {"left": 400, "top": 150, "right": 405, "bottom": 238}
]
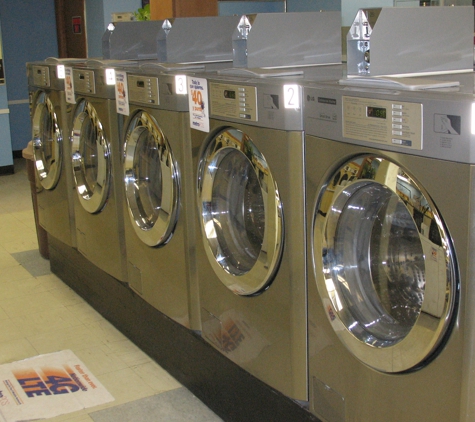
[
  {"left": 64, "top": 67, "right": 75, "bottom": 104},
  {"left": 0, "top": 350, "right": 114, "bottom": 422},
  {"left": 187, "top": 76, "right": 209, "bottom": 133},
  {"left": 115, "top": 70, "right": 129, "bottom": 116}
]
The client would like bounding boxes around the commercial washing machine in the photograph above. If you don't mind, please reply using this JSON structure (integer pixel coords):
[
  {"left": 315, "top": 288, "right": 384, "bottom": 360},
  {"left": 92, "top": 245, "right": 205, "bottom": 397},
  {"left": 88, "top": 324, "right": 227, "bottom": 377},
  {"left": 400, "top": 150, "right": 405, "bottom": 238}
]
[
  {"left": 303, "top": 74, "right": 475, "bottom": 421},
  {"left": 27, "top": 59, "right": 78, "bottom": 248},
  {"left": 69, "top": 60, "right": 137, "bottom": 282},
  {"left": 117, "top": 15, "right": 244, "bottom": 330},
  {"left": 121, "top": 69, "right": 195, "bottom": 328},
  {"left": 189, "top": 65, "right": 343, "bottom": 401}
]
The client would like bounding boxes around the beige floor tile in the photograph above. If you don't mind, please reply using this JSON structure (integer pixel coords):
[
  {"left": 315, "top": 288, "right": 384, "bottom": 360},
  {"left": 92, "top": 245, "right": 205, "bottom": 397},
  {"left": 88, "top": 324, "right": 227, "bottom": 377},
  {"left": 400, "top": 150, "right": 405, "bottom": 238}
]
[
  {"left": 48, "top": 284, "right": 86, "bottom": 307},
  {"left": 0, "top": 320, "right": 29, "bottom": 343},
  {"left": 0, "top": 290, "right": 66, "bottom": 317},
  {"left": 0, "top": 338, "right": 39, "bottom": 364},
  {"left": 74, "top": 346, "right": 129, "bottom": 376},
  {"left": 0, "top": 222, "right": 35, "bottom": 240},
  {"left": 37, "top": 272, "right": 66, "bottom": 287},
  {"left": 0, "top": 213, "right": 24, "bottom": 230},
  {"left": 26, "top": 324, "right": 103, "bottom": 355},
  {"left": 13, "top": 209, "right": 35, "bottom": 222},
  {"left": 84, "top": 320, "right": 127, "bottom": 345},
  {"left": 0, "top": 263, "right": 34, "bottom": 283},
  {"left": 99, "top": 339, "right": 152, "bottom": 367},
  {"left": 0, "top": 252, "right": 21, "bottom": 269},
  {"left": 0, "top": 159, "right": 212, "bottom": 421},
  {"left": 0, "top": 277, "right": 50, "bottom": 300},
  {"left": 12, "top": 306, "right": 84, "bottom": 337},
  {"left": 43, "top": 409, "right": 91, "bottom": 422},
  {"left": 95, "top": 367, "right": 156, "bottom": 406},
  {"left": 67, "top": 302, "right": 104, "bottom": 325},
  {"left": 132, "top": 361, "right": 182, "bottom": 393},
  {"left": 0, "top": 306, "right": 10, "bottom": 321},
  {"left": 1, "top": 238, "right": 41, "bottom": 254}
]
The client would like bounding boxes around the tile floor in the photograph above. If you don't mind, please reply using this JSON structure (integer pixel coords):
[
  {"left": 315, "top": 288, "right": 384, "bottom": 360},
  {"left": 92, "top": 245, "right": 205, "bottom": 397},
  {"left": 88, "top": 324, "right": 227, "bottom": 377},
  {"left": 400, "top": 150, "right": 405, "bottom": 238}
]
[{"left": 0, "top": 158, "right": 221, "bottom": 422}]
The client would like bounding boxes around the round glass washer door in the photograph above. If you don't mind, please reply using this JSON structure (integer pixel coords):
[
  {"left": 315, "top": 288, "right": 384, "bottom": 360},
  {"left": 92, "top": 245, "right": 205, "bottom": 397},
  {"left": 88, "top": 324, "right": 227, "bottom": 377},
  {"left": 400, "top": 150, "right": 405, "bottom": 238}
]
[
  {"left": 71, "top": 99, "right": 111, "bottom": 214},
  {"left": 314, "top": 154, "right": 458, "bottom": 373},
  {"left": 123, "top": 110, "right": 179, "bottom": 247},
  {"left": 32, "top": 91, "right": 62, "bottom": 190},
  {"left": 197, "top": 127, "right": 284, "bottom": 296}
]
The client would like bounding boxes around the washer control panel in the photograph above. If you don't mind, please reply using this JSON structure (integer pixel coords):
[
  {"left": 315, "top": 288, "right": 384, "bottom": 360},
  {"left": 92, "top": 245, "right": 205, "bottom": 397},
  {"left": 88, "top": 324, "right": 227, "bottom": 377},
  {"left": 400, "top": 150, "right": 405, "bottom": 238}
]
[
  {"left": 32, "top": 65, "right": 50, "bottom": 87},
  {"left": 209, "top": 82, "right": 257, "bottom": 122},
  {"left": 343, "top": 96, "right": 422, "bottom": 150},
  {"left": 73, "top": 69, "right": 95, "bottom": 94},
  {"left": 128, "top": 75, "right": 159, "bottom": 105}
]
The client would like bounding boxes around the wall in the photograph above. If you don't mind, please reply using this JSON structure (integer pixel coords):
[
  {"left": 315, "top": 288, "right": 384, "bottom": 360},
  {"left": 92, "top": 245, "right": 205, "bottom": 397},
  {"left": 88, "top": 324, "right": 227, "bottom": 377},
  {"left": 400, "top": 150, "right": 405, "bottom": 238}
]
[
  {"left": 0, "top": 0, "right": 58, "bottom": 153},
  {"left": 287, "top": 0, "right": 340, "bottom": 11},
  {"left": 0, "top": 83, "right": 12, "bottom": 169},
  {"left": 218, "top": 1, "right": 285, "bottom": 15},
  {"left": 0, "top": 19, "right": 11, "bottom": 169},
  {"left": 86, "top": 0, "right": 141, "bottom": 58}
]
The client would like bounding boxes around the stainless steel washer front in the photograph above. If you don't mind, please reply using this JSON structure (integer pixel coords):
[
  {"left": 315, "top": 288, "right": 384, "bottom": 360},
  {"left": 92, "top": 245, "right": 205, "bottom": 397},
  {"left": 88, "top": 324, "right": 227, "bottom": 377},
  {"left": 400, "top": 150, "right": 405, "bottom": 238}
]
[
  {"left": 32, "top": 91, "right": 62, "bottom": 190},
  {"left": 71, "top": 99, "right": 111, "bottom": 214},
  {"left": 197, "top": 127, "right": 283, "bottom": 296},
  {"left": 315, "top": 154, "right": 457, "bottom": 373},
  {"left": 123, "top": 110, "right": 179, "bottom": 247}
]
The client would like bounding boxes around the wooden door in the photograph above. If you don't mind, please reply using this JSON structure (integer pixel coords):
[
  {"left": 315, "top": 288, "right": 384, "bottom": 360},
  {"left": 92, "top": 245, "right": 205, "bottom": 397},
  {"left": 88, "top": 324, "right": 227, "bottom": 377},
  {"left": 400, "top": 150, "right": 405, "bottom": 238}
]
[
  {"left": 150, "top": 0, "right": 217, "bottom": 19},
  {"left": 55, "top": 0, "right": 87, "bottom": 58}
]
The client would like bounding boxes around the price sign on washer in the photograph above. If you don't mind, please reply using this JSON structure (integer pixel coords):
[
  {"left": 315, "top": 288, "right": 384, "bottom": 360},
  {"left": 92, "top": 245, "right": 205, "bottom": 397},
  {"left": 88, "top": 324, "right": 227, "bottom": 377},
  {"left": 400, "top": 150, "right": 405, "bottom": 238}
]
[{"left": 187, "top": 76, "right": 209, "bottom": 133}]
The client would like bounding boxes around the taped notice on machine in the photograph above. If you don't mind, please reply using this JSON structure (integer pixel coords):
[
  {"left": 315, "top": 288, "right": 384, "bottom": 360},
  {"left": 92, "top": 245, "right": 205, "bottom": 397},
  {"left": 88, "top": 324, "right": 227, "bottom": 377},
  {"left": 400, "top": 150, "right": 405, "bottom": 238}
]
[
  {"left": 187, "top": 76, "right": 210, "bottom": 133},
  {"left": 0, "top": 350, "right": 114, "bottom": 422}
]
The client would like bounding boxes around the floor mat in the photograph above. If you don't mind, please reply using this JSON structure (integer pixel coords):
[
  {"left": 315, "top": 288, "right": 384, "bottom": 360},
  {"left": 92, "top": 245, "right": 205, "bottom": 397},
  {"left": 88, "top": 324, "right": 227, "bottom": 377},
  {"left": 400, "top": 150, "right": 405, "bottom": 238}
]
[
  {"left": 0, "top": 350, "right": 114, "bottom": 422},
  {"left": 11, "top": 249, "right": 51, "bottom": 277},
  {"left": 90, "top": 388, "right": 223, "bottom": 422}
]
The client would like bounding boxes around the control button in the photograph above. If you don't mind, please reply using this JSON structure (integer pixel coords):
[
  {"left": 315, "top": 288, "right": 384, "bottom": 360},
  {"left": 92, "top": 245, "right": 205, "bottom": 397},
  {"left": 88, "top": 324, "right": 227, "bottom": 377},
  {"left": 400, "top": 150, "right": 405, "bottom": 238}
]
[
  {"left": 239, "top": 113, "right": 251, "bottom": 119},
  {"left": 392, "top": 124, "right": 403, "bottom": 129},
  {"left": 392, "top": 139, "right": 403, "bottom": 145},
  {"left": 238, "top": 87, "right": 246, "bottom": 92},
  {"left": 392, "top": 130, "right": 403, "bottom": 136},
  {"left": 392, "top": 117, "right": 403, "bottom": 123},
  {"left": 392, "top": 111, "right": 402, "bottom": 116},
  {"left": 392, "top": 104, "right": 403, "bottom": 109}
]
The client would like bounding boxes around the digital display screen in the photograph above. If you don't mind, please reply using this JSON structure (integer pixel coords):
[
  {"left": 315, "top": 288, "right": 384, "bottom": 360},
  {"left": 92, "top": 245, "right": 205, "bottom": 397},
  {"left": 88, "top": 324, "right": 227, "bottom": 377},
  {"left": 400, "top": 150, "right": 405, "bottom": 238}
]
[
  {"left": 137, "top": 80, "right": 145, "bottom": 88},
  {"left": 223, "top": 90, "right": 236, "bottom": 99},
  {"left": 367, "top": 106, "right": 386, "bottom": 119}
]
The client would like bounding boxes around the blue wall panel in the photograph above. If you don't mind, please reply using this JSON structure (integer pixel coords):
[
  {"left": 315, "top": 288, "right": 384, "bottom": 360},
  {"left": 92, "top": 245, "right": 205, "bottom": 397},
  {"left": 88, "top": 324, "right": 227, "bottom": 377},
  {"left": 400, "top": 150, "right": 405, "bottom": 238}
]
[
  {"left": 0, "top": 84, "right": 11, "bottom": 167},
  {"left": 219, "top": 1, "right": 285, "bottom": 15},
  {"left": 86, "top": 0, "right": 141, "bottom": 58},
  {"left": 0, "top": 112, "right": 12, "bottom": 167},
  {"left": 287, "top": 0, "right": 341, "bottom": 12},
  {"left": 0, "top": 0, "right": 58, "bottom": 152},
  {"left": 86, "top": 0, "right": 105, "bottom": 58}
]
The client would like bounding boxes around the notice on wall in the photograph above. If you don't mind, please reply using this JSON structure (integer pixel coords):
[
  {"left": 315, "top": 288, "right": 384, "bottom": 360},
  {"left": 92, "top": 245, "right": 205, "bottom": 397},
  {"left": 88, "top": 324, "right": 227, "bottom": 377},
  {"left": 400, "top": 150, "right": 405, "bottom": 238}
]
[
  {"left": 0, "top": 350, "right": 114, "bottom": 422},
  {"left": 72, "top": 16, "right": 82, "bottom": 34},
  {"left": 65, "top": 67, "right": 75, "bottom": 104},
  {"left": 115, "top": 70, "right": 129, "bottom": 116},
  {"left": 187, "top": 76, "right": 209, "bottom": 133}
]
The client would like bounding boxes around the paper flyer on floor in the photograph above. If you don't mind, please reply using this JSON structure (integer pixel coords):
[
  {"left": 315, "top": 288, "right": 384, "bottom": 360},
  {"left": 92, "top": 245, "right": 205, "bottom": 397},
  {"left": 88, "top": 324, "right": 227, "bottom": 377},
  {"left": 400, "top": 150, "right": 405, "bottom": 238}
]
[{"left": 0, "top": 350, "right": 114, "bottom": 422}]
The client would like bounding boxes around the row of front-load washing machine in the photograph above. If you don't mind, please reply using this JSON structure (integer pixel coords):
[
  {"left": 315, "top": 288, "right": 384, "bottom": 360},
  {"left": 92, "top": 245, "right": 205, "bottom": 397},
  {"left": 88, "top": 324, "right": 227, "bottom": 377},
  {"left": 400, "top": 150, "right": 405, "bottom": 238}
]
[{"left": 26, "top": 11, "right": 475, "bottom": 422}]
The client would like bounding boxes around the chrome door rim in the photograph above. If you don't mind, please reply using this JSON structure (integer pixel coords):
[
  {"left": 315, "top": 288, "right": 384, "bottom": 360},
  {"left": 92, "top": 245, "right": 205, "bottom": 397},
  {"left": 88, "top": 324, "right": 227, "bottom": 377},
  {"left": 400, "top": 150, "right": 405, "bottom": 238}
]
[
  {"left": 197, "top": 127, "right": 284, "bottom": 296},
  {"left": 71, "top": 99, "right": 111, "bottom": 214},
  {"left": 32, "top": 91, "right": 62, "bottom": 190},
  {"left": 313, "top": 153, "right": 458, "bottom": 373},
  {"left": 123, "top": 110, "right": 179, "bottom": 247}
]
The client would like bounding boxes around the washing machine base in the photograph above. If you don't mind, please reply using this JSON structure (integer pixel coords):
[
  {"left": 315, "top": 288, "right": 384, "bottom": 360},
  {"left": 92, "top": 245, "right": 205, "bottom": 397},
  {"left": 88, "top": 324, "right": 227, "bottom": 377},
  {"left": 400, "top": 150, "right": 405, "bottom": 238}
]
[{"left": 48, "top": 234, "right": 319, "bottom": 422}]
